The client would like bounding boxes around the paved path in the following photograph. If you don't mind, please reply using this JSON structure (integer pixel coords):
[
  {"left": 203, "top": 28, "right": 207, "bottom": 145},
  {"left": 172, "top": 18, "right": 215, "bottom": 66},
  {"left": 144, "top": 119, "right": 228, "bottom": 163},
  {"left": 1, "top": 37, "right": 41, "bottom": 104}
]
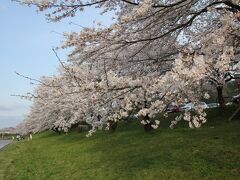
[{"left": 0, "top": 140, "right": 12, "bottom": 150}]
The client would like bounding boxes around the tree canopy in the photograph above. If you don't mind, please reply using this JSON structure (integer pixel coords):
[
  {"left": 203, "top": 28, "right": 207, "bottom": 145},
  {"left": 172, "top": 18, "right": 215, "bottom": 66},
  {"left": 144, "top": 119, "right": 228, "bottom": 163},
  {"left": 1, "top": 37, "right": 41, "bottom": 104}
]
[{"left": 15, "top": 0, "right": 240, "bottom": 135}]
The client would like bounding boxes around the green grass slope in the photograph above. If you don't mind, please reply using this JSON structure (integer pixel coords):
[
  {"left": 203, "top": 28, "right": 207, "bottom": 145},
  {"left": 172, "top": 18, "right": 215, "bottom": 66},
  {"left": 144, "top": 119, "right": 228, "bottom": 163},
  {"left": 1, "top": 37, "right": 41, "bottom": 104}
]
[{"left": 0, "top": 107, "right": 240, "bottom": 180}]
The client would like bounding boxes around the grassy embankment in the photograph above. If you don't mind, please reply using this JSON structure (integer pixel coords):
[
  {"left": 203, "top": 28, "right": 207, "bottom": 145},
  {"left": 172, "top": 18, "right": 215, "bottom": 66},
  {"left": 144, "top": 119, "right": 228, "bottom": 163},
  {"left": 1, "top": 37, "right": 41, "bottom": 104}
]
[{"left": 0, "top": 106, "right": 239, "bottom": 179}]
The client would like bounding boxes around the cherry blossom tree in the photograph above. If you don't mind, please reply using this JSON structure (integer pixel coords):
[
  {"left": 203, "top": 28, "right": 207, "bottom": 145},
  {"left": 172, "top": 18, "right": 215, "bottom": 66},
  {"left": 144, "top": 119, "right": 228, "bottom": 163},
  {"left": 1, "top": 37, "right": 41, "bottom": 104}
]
[{"left": 15, "top": 0, "right": 240, "bottom": 135}]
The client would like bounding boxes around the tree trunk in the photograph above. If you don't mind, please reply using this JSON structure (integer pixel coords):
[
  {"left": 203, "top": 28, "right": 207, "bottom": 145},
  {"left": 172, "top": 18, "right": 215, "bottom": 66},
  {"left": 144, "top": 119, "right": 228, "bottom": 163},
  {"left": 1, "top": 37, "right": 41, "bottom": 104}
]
[
  {"left": 144, "top": 123, "right": 153, "bottom": 132},
  {"left": 52, "top": 127, "right": 62, "bottom": 134},
  {"left": 217, "top": 86, "right": 225, "bottom": 109},
  {"left": 108, "top": 121, "right": 118, "bottom": 132},
  {"left": 143, "top": 115, "right": 153, "bottom": 132}
]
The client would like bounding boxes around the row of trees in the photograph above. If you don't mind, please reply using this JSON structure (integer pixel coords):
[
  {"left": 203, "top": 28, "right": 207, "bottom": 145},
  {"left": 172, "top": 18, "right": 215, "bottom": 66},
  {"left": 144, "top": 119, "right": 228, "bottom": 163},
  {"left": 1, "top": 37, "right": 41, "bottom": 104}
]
[{"left": 16, "top": 0, "right": 240, "bottom": 135}]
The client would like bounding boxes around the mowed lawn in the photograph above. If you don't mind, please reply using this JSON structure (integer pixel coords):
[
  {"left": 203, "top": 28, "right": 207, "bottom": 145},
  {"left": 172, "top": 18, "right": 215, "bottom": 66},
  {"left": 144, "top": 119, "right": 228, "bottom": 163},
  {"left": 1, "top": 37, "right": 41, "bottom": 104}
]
[{"left": 0, "top": 107, "right": 239, "bottom": 180}]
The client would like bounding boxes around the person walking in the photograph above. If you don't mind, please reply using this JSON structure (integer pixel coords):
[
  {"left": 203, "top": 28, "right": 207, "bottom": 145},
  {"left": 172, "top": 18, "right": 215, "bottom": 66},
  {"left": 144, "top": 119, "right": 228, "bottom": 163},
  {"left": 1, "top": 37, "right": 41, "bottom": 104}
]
[
  {"left": 16, "top": 134, "right": 20, "bottom": 141},
  {"left": 29, "top": 133, "right": 33, "bottom": 141}
]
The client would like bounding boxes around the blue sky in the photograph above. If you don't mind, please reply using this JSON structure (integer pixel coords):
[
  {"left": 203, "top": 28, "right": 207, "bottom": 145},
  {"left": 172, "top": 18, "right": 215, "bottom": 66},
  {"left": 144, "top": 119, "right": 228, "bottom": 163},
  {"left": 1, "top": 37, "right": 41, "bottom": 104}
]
[{"left": 0, "top": 1, "right": 113, "bottom": 128}]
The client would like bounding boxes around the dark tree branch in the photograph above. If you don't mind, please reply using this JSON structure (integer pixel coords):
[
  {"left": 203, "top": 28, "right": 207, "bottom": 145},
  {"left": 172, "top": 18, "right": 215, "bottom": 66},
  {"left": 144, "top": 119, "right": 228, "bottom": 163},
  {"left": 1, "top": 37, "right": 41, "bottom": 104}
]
[
  {"left": 223, "top": 0, "right": 240, "bottom": 11},
  {"left": 15, "top": 72, "right": 59, "bottom": 88},
  {"left": 52, "top": 48, "right": 82, "bottom": 88},
  {"left": 125, "top": 1, "right": 224, "bottom": 44}
]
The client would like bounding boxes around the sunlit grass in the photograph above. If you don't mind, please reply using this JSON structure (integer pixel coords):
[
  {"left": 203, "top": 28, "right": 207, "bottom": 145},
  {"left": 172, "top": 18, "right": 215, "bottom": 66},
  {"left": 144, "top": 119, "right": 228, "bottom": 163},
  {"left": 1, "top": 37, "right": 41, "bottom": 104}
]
[{"left": 0, "top": 106, "right": 239, "bottom": 179}]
